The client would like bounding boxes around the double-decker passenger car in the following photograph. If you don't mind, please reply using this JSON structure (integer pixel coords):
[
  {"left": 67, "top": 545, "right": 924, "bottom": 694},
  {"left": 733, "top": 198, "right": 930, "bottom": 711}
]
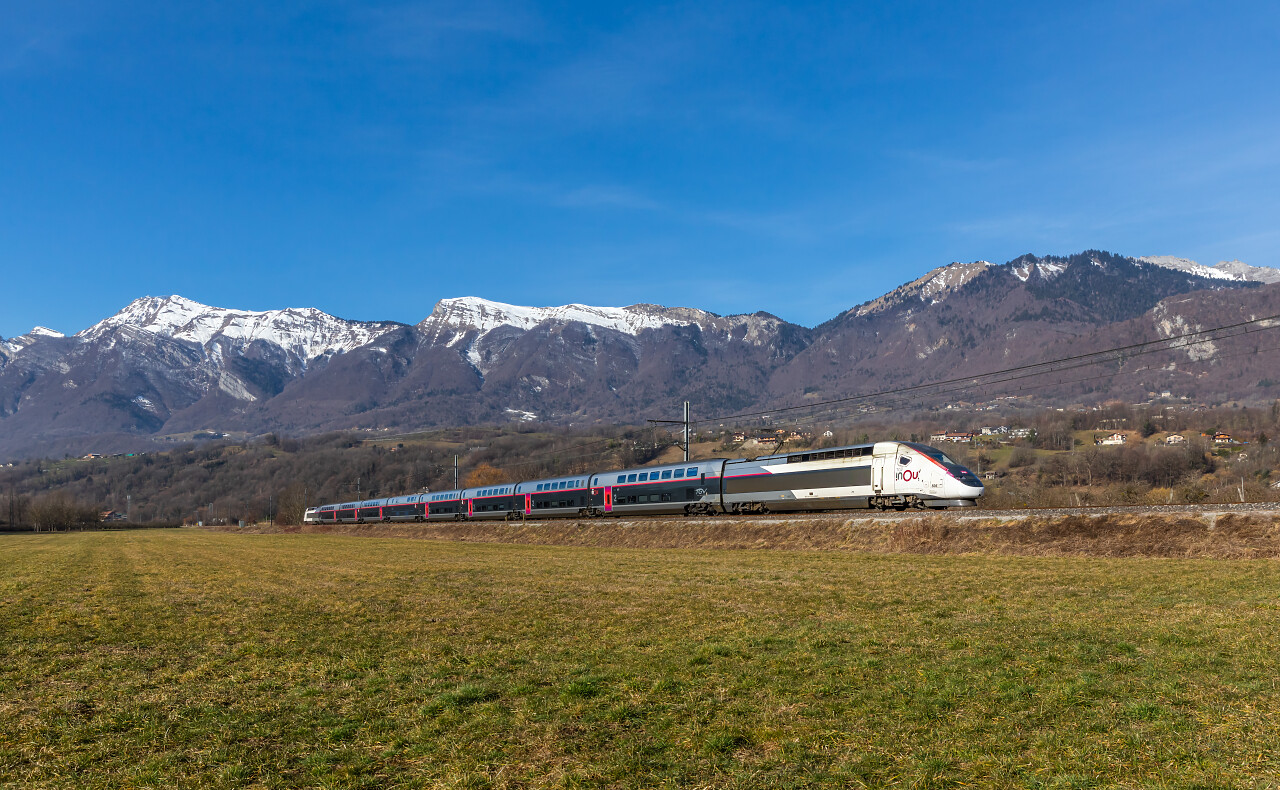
[
  {"left": 461, "top": 483, "right": 517, "bottom": 520},
  {"left": 427, "top": 490, "right": 465, "bottom": 520},
  {"left": 591, "top": 461, "right": 719, "bottom": 516},
  {"left": 514, "top": 474, "right": 594, "bottom": 518}
]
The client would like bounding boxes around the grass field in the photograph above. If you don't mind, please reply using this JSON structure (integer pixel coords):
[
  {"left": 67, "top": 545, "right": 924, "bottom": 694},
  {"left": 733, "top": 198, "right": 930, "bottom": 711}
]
[{"left": 2, "top": 531, "right": 1279, "bottom": 788}]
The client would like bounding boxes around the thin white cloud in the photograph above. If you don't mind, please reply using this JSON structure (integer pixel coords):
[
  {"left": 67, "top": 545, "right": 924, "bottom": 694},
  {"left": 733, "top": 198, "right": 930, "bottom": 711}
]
[{"left": 358, "top": 0, "right": 545, "bottom": 58}]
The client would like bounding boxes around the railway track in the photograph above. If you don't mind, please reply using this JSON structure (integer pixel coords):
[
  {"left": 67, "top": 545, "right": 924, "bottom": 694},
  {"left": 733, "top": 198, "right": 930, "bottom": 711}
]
[{"left": 501, "top": 500, "right": 1280, "bottom": 526}]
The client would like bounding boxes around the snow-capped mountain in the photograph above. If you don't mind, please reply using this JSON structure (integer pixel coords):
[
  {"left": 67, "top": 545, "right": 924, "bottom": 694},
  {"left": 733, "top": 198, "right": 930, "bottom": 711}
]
[
  {"left": 421, "top": 297, "right": 789, "bottom": 344},
  {"left": 2, "top": 250, "right": 1278, "bottom": 459},
  {"left": 415, "top": 297, "right": 801, "bottom": 381},
  {"left": 1, "top": 327, "right": 64, "bottom": 359},
  {"left": 420, "top": 297, "right": 700, "bottom": 339},
  {"left": 80, "top": 295, "right": 402, "bottom": 368},
  {"left": 1139, "top": 256, "right": 1280, "bottom": 284}
]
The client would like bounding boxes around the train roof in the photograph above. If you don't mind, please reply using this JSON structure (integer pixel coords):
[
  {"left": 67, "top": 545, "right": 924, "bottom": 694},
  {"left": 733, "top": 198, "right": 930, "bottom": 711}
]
[
  {"left": 514, "top": 474, "right": 590, "bottom": 492},
  {"left": 600, "top": 459, "right": 718, "bottom": 479},
  {"left": 748, "top": 442, "right": 876, "bottom": 463},
  {"left": 463, "top": 483, "right": 515, "bottom": 497}
]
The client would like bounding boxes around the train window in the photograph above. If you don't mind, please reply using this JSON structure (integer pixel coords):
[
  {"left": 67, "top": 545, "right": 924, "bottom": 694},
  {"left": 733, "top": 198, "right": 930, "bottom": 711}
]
[
  {"left": 687, "top": 468, "right": 697, "bottom": 476},
  {"left": 673, "top": 469, "right": 684, "bottom": 478},
  {"left": 617, "top": 475, "right": 625, "bottom": 484},
  {"left": 662, "top": 470, "right": 672, "bottom": 479},
  {"left": 628, "top": 474, "right": 637, "bottom": 483}
]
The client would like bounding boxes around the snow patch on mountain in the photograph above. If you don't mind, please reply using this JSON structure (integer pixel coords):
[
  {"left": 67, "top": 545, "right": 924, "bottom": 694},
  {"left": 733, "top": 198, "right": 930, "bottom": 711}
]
[
  {"left": 1010, "top": 260, "right": 1066, "bottom": 282},
  {"left": 853, "top": 261, "right": 991, "bottom": 317},
  {"left": 217, "top": 372, "right": 258, "bottom": 402},
  {"left": 1, "top": 326, "right": 67, "bottom": 357},
  {"left": 422, "top": 297, "right": 699, "bottom": 338},
  {"left": 80, "top": 295, "right": 401, "bottom": 364},
  {"left": 1140, "top": 256, "right": 1280, "bottom": 284}
]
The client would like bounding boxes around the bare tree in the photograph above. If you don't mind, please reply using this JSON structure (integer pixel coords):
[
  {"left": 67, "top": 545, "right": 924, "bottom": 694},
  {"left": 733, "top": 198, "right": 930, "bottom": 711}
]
[{"left": 276, "top": 483, "right": 309, "bottom": 526}]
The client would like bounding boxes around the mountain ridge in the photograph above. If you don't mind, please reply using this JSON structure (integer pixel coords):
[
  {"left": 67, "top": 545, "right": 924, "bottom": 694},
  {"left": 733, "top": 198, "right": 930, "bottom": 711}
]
[{"left": 2, "top": 250, "right": 1279, "bottom": 458}]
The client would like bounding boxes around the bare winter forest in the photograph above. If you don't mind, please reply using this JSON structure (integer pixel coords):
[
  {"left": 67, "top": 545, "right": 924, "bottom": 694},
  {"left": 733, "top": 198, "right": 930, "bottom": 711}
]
[{"left": 3, "top": 401, "right": 1279, "bottom": 529}]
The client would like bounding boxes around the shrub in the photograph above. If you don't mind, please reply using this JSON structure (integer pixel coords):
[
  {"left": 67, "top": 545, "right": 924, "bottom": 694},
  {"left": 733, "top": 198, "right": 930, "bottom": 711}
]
[{"left": 1008, "top": 447, "right": 1038, "bottom": 469}]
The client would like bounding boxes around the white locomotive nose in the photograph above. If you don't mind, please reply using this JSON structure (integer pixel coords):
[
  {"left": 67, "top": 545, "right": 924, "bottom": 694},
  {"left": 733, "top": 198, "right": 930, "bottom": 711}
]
[{"left": 943, "top": 474, "right": 984, "bottom": 500}]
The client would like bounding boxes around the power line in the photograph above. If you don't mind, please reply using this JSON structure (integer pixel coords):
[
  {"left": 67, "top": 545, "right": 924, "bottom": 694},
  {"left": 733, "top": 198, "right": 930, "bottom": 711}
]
[
  {"left": 733, "top": 338, "right": 1280, "bottom": 435},
  {"left": 685, "top": 311, "right": 1280, "bottom": 428}
]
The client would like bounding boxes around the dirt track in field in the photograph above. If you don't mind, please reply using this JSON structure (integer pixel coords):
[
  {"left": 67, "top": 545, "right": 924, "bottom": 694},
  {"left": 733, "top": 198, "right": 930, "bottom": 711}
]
[{"left": 221, "top": 506, "right": 1280, "bottom": 559}]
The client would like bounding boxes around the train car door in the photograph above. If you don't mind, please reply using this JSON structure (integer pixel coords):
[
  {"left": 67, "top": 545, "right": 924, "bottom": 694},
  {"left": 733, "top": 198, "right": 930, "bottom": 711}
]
[
  {"left": 524, "top": 494, "right": 532, "bottom": 515},
  {"left": 872, "top": 457, "right": 886, "bottom": 493},
  {"left": 466, "top": 498, "right": 474, "bottom": 517},
  {"left": 871, "top": 444, "right": 896, "bottom": 495},
  {"left": 604, "top": 487, "right": 613, "bottom": 512}
]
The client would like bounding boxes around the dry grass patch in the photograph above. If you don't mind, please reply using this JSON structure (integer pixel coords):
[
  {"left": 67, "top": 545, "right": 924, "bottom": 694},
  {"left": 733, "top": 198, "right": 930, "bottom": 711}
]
[
  {"left": 239, "top": 511, "right": 1280, "bottom": 559},
  {"left": 2, "top": 530, "right": 1280, "bottom": 788}
]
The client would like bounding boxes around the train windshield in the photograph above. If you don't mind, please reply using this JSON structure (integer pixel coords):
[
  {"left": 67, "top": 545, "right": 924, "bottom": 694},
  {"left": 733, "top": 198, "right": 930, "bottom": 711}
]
[{"left": 905, "top": 443, "right": 967, "bottom": 473}]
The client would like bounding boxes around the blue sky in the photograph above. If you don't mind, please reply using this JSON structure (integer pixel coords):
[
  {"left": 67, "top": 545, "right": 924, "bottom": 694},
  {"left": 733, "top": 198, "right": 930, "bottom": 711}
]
[{"left": 3, "top": 1, "right": 1279, "bottom": 338}]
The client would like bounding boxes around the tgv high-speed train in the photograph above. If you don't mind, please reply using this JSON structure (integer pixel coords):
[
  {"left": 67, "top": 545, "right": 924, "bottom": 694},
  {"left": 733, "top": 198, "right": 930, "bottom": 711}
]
[{"left": 303, "top": 441, "right": 983, "bottom": 524}]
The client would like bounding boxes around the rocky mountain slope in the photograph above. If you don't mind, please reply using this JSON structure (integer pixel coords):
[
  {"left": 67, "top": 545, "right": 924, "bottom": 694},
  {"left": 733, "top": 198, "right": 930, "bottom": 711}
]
[{"left": 2, "top": 250, "right": 1278, "bottom": 458}]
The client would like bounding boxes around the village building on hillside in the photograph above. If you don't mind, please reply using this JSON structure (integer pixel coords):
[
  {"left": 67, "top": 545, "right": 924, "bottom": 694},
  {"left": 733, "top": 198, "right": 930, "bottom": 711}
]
[
  {"left": 1165, "top": 433, "right": 1186, "bottom": 445},
  {"left": 1097, "top": 432, "right": 1127, "bottom": 446},
  {"left": 1214, "top": 432, "right": 1234, "bottom": 445}
]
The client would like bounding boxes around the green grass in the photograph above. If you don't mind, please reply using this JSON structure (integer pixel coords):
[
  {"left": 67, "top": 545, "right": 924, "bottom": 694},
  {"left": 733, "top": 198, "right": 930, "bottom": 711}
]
[{"left": 2, "top": 531, "right": 1279, "bottom": 788}]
